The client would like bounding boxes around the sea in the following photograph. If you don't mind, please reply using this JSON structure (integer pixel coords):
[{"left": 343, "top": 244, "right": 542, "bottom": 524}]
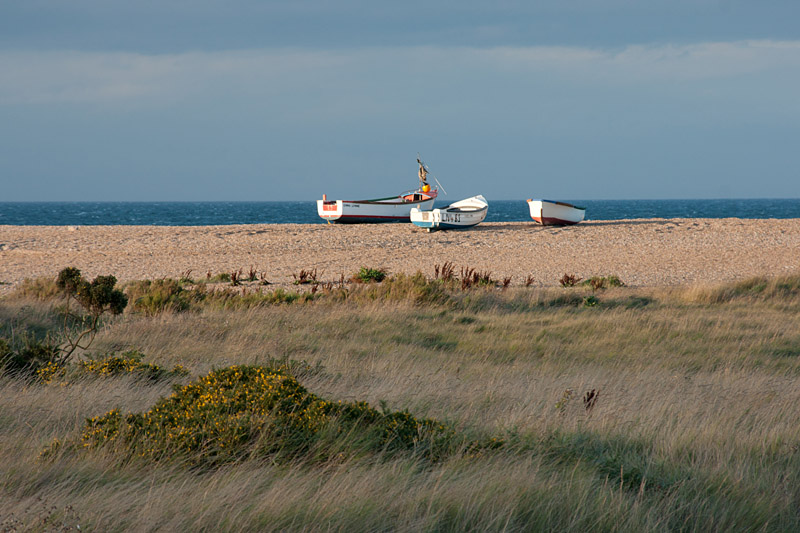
[{"left": 1, "top": 199, "right": 800, "bottom": 226}]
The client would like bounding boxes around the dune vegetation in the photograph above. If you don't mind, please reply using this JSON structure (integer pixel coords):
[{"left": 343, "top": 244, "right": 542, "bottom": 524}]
[{"left": 1, "top": 269, "right": 800, "bottom": 531}]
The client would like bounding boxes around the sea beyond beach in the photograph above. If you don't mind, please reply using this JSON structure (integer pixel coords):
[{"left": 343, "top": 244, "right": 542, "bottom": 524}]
[
  {"left": 2, "top": 199, "right": 800, "bottom": 226},
  {"left": 1, "top": 218, "right": 798, "bottom": 294}
]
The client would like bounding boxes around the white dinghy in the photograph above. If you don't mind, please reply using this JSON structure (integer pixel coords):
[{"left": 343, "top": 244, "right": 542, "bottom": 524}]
[
  {"left": 410, "top": 195, "right": 488, "bottom": 232},
  {"left": 527, "top": 199, "right": 585, "bottom": 226}
]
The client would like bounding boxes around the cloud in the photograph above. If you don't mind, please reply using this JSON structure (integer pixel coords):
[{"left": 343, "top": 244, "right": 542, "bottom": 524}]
[{"left": 1, "top": 40, "right": 798, "bottom": 107}]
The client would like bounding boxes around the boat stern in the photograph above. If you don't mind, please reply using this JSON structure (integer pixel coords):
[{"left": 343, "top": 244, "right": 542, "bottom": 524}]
[
  {"left": 410, "top": 208, "right": 437, "bottom": 230},
  {"left": 317, "top": 196, "right": 343, "bottom": 221}
]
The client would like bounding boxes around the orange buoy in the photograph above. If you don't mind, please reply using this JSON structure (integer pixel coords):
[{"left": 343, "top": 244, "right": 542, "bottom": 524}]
[{"left": 422, "top": 184, "right": 431, "bottom": 193}]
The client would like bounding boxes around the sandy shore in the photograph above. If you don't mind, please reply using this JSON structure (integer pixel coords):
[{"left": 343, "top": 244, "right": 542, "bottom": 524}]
[{"left": 1, "top": 219, "right": 798, "bottom": 294}]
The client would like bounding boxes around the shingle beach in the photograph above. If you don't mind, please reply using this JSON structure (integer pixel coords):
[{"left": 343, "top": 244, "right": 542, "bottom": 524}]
[{"left": 1, "top": 219, "right": 798, "bottom": 294}]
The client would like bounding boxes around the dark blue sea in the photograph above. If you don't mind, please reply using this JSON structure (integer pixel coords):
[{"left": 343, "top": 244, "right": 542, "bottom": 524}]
[{"left": 1, "top": 199, "right": 799, "bottom": 226}]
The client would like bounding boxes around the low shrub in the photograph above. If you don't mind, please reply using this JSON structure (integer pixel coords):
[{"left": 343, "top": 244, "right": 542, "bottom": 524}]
[
  {"left": 1, "top": 335, "right": 60, "bottom": 378},
  {"left": 351, "top": 267, "right": 388, "bottom": 284},
  {"left": 37, "top": 350, "right": 188, "bottom": 383},
  {"left": 66, "top": 365, "right": 479, "bottom": 466},
  {"left": 583, "top": 275, "right": 625, "bottom": 290}
]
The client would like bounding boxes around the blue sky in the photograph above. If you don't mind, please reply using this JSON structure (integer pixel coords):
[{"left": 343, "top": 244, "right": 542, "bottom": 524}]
[{"left": 1, "top": 1, "right": 798, "bottom": 201}]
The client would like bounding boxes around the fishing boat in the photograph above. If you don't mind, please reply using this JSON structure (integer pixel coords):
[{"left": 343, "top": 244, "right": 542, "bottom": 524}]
[
  {"left": 410, "top": 195, "right": 488, "bottom": 232},
  {"left": 527, "top": 199, "right": 586, "bottom": 226},
  {"left": 317, "top": 158, "right": 438, "bottom": 223}
]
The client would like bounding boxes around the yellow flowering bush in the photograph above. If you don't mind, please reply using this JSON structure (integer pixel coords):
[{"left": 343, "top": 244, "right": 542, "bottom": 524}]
[
  {"left": 36, "top": 350, "right": 188, "bottom": 384},
  {"left": 77, "top": 365, "right": 468, "bottom": 465}
]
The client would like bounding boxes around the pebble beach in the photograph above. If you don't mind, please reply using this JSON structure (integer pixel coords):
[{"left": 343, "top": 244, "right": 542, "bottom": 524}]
[{"left": 1, "top": 219, "right": 799, "bottom": 294}]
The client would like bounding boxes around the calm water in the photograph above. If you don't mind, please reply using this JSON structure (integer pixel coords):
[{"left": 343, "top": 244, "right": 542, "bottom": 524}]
[{"left": 1, "top": 199, "right": 800, "bottom": 226}]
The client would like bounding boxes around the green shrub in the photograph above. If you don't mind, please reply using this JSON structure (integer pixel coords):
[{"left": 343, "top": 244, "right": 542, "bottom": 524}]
[
  {"left": 53, "top": 268, "right": 127, "bottom": 366},
  {"left": 583, "top": 276, "right": 625, "bottom": 290},
  {"left": 352, "top": 267, "right": 388, "bottom": 284},
  {"left": 71, "top": 366, "right": 474, "bottom": 466},
  {"left": 0, "top": 336, "right": 60, "bottom": 377},
  {"left": 38, "top": 350, "right": 188, "bottom": 383}
]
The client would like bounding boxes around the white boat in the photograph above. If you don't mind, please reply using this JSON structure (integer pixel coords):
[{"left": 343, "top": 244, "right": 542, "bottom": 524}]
[
  {"left": 527, "top": 199, "right": 586, "bottom": 226},
  {"left": 317, "top": 158, "right": 438, "bottom": 223},
  {"left": 410, "top": 195, "right": 488, "bottom": 232}
]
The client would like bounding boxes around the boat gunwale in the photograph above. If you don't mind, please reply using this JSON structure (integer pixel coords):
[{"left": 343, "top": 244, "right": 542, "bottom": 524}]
[
  {"left": 527, "top": 198, "right": 587, "bottom": 211},
  {"left": 321, "top": 189, "right": 438, "bottom": 206},
  {"left": 440, "top": 205, "right": 488, "bottom": 214}
]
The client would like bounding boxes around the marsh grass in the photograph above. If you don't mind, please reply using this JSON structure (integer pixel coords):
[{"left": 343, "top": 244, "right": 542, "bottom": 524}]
[{"left": 2, "top": 275, "right": 800, "bottom": 530}]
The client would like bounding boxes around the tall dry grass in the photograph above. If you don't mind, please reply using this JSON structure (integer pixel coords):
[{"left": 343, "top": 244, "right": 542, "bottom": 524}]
[{"left": 1, "top": 276, "right": 800, "bottom": 531}]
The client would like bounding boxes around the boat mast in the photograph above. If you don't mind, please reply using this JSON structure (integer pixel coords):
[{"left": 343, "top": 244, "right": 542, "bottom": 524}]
[
  {"left": 417, "top": 155, "right": 447, "bottom": 196},
  {"left": 417, "top": 157, "right": 429, "bottom": 189}
]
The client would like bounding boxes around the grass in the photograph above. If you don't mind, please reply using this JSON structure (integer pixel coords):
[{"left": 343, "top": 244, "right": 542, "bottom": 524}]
[{"left": 1, "top": 274, "right": 800, "bottom": 530}]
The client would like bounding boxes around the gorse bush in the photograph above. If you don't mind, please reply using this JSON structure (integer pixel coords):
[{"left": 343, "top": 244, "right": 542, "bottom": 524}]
[
  {"left": 69, "top": 366, "right": 477, "bottom": 466},
  {"left": 37, "top": 350, "right": 188, "bottom": 384}
]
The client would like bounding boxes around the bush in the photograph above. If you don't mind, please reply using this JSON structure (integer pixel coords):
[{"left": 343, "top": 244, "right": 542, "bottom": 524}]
[
  {"left": 53, "top": 268, "right": 127, "bottom": 366},
  {"left": 37, "top": 350, "right": 188, "bottom": 384},
  {"left": 0, "top": 336, "right": 60, "bottom": 377},
  {"left": 71, "top": 366, "right": 472, "bottom": 466},
  {"left": 583, "top": 276, "right": 625, "bottom": 290},
  {"left": 351, "top": 267, "right": 388, "bottom": 284}
]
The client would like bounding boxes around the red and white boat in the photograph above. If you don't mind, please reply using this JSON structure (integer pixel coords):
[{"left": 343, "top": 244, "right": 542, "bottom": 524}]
[
  {"left": 317, "top": 159, "right": 439, "bottom": 223},
  {"left": 527, "top": 199, "right": 586, "bottom": 226}
]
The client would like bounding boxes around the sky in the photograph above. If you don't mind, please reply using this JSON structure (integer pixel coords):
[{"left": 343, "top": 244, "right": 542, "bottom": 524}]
[{"left": 1, "top": 1, "right": 799, "bottom": 201}]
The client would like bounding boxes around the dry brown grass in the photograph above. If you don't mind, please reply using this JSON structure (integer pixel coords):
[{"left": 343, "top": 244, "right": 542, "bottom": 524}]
[{"left": 2, "top": 277, "right": 800, "bottom": 530}]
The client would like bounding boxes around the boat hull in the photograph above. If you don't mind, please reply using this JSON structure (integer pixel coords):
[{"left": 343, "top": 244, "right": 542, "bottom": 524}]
[
  {"left": 411, "top": 195, "right": 488, "bottom": 231},
  {"left": 318, "top": 192, "right": 437, "bottom": 223},
  {"left": 527, "top": 199, "right": 585, "bottom": 226}
]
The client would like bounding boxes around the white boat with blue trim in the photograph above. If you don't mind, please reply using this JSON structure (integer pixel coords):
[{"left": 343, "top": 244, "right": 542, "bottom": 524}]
[
  {"left": 410, "top": 195, "right": 488, "bottom": 232},
  {"left": 317, "top": 158, "right": 438, "bottom": 223}
]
